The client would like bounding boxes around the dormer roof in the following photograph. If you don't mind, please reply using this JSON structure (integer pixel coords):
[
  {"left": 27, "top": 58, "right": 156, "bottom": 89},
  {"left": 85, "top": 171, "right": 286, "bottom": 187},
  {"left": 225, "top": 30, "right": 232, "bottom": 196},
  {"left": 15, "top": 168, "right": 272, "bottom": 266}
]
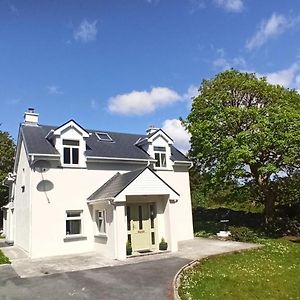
[{"left": 46, "top": 119, "right": 90, "bottom": 140}]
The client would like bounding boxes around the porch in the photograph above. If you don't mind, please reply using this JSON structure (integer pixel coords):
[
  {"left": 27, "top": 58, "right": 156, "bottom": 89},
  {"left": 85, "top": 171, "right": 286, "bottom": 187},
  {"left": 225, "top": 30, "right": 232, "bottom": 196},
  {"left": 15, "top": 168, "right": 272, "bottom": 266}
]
[{"left": 87, "top": 167, "right": 180, "bottom": 259}]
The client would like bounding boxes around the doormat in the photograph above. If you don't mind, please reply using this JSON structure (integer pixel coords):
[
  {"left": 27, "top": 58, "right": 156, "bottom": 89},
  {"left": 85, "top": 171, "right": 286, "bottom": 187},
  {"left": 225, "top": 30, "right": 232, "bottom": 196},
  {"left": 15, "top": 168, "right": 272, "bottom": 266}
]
[{"left": 137, "top": 250, "right": 152, "bottom": 254}]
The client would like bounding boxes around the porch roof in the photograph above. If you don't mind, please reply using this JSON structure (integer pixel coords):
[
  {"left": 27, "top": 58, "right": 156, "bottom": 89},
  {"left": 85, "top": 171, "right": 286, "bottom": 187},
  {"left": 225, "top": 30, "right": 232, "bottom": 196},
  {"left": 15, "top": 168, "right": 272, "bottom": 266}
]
[{"left": 87, "top": 167, "right": 179, "bottom": 202}]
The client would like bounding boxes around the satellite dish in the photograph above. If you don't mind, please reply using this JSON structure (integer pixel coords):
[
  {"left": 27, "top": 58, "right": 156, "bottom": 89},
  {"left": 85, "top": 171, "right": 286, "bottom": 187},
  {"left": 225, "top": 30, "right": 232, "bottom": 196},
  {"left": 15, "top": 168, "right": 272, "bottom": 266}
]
[
  {"left": 34, "top": 160, "right": 51, "bottom": 173},
  {"left": 37, "top": 180, "right": 54, "bottom": 192}
]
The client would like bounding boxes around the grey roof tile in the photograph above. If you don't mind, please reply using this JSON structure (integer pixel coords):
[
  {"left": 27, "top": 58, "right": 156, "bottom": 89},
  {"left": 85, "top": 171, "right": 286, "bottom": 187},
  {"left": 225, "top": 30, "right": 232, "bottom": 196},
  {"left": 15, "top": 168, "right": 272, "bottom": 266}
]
[
  {"left": 20, "top": 123, "right": 189, "bottom": 162},
  {"left": 87, "top": 167, "right": 179, "bottom": 201},
  {"left": 88, "top": 168, "right": 145, "bottom": 200}
]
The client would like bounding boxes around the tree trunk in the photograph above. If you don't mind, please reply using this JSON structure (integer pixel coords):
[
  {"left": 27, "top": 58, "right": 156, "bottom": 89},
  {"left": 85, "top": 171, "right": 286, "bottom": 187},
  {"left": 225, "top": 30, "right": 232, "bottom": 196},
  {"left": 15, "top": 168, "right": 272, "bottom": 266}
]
[
  {"left": 264, "top": 191, "right": 275, "bottom": 225},
  {"left": 250, "top": 164, "right": 274, "bottom": 225}
]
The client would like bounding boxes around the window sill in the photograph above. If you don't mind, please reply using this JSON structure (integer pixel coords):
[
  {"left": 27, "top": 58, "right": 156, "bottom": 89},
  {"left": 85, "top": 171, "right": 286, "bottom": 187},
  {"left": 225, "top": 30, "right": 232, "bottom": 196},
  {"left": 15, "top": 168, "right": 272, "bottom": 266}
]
[
  {"left": 94, "top": 234, "right": 108, "bottom": 239},
  {"left": 63, "top": 235, "right": 87, "bottom": 242},
  {"left": 59, "top": 165, "right": 86, "bottom": 169},
  {"left": 154, "top": 167, "right": 171, "bottom": 171}
]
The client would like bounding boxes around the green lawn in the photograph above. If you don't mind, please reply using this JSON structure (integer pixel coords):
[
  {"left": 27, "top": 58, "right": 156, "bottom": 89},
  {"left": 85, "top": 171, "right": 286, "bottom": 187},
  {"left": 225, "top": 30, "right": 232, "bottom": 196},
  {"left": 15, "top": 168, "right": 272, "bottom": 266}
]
[
  {"left": 179, "top": 239, "right": 300, "bottom": 300},
  {"left": 0, "top": 250, "right": 10, "bottom": 264}
]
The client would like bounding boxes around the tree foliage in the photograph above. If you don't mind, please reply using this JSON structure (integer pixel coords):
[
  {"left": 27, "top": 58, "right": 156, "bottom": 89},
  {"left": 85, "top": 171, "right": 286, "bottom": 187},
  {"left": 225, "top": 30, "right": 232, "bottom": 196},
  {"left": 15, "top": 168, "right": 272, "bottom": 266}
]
[
  {"left": 0, "top": 128, "right": 15, "bottom": 207},
  {"left": 184, "top": 70, "right": 300, "bottom": 224}
]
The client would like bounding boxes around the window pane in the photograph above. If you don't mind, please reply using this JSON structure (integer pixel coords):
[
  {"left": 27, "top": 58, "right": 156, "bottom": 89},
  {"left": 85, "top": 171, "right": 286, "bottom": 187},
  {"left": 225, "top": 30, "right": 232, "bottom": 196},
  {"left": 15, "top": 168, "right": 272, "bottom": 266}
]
[
  {"left": 96, "top": 133, "right": 113, "bottom": 141},
  {"left": 63, "top": 140, "right": 79, "bottom": 146},
  {"left": 64, "top": 147, "right": 71, "bottom": 164},
  {"left": 127, "top": 206, "right": 131, "bottom": 231},
  {"left": 154, "top": 146, "right": 166, "bottom": 152},
  {"left": 138, "top": 206, "right": 143, "bottom": 230},
  {"left": 67, "top": 211, "right": 81, "bottom": 217},
  {"left": 66, "top": 220, "right": 81, "bottom": 235},
  {"left": 72, "top": 148, "right": 79, "bottom": 164},
  {"left": 154, "top": 153, "right": 160, "bottom": 167},
  {"left": 161, "top": 153, "right": 166, "bottom": 167},
  {"left": 97, "top": 210, "right": 106, "bottom": 233},
  {"left": 151, "top": 232, "right": 155, "bottom": 245},
  {"left": 150, "top": 205, "right": 155, "bottom": 229},
  {"left": 98, "top": 219, "right": 103, "bottom": 232}
]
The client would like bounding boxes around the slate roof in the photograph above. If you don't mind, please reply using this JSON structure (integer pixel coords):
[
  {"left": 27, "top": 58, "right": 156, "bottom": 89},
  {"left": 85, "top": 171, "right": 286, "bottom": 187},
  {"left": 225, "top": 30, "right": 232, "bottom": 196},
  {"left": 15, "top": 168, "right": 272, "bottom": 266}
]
[
  {"left": 87, "top": 168, "right": 145, "bottom": 200},
  {"left": 21, "top": 123, "right": 189, "bottom": 162},
  {"left": 87, "top": 167, "right": 179, "bottom": 201}
]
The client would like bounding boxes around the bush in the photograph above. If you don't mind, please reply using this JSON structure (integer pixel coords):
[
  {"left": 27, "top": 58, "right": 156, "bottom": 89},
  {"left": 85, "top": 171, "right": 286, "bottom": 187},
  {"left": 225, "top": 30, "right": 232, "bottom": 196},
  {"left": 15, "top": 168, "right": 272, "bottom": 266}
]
[
  {"left": 266, "top": 217, "right": 300, "bottom": 237},
  {"left": 229, "top": 226, "right": 258, "bottom": 243}
]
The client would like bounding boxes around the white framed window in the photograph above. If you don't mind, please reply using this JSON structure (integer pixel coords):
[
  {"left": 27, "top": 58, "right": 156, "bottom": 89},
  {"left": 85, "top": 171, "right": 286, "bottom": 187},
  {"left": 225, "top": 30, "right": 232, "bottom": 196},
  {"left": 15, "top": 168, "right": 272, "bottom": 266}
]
[
  {"left": 66, "top": 210, "right": 82, "bottom": 236},
  {"left": 96, "top": 210, "right": 106, "bottom": 234},
  {"left": 95, "top": 132, "right": 113, "bottom": 142},
  {"left": 154, "top": 146, "right": 167, "bottom": 168},
  {"left": 63, "top": 139, "right": 79, "bottom": 165}
]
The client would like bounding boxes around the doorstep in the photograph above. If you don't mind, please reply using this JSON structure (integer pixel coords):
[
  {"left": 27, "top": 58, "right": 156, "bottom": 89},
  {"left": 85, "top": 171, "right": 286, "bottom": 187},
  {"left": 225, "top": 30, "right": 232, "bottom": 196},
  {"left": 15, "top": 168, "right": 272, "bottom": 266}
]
[{"left": 128, "top": 250, "right": 171, "bottom": 259}]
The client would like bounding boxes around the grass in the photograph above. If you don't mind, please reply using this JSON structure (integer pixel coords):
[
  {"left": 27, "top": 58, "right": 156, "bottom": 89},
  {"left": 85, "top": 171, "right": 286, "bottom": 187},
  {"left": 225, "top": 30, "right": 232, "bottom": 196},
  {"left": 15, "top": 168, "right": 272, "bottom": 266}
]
[
  {"left": 0, "top": 250, "right": 10, "bottom": 264},
  {"left": 178, "top": 239, "right": 300, "bottom": 300}
]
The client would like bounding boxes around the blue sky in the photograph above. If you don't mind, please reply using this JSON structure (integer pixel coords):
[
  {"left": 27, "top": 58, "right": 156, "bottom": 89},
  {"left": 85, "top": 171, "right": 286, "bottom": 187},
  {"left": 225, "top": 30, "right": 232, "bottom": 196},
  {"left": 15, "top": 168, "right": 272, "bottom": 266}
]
[{"left": 1, "top": 0, "right": 300, "bottom": 152}]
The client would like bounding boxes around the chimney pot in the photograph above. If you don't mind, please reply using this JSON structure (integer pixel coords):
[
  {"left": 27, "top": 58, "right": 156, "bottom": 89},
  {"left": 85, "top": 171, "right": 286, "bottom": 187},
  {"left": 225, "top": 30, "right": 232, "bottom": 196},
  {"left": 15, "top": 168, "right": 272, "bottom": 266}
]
[{"left": 146, "top": 125, "right": 159, "bottom": 136}]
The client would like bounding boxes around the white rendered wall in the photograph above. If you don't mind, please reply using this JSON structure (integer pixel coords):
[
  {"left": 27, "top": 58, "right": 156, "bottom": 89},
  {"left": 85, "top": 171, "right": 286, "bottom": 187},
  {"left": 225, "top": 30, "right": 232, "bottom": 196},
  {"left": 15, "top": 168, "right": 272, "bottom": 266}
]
[
  {"left": 30, "top": 161, "right": 146, "bottom": 258},
  {"left": 157, "top": 166, "right": 194, "bottom": 242},
  {"left": 14, "top": 142, "right": 31, "bottom": 253},
  {"left": 92, "top": 202, "right": 115, "bottom": 258}
]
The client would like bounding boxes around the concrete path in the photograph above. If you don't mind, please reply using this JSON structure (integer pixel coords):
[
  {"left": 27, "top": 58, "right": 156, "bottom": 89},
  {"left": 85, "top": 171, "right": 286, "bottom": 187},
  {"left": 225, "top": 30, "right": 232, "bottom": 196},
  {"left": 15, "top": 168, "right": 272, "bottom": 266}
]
[
  {"left": 1, "top": 238, "right": 258, "bottom": 278},
  {"left": 0, "top": 238, "right": 260, "bottom": 299}
]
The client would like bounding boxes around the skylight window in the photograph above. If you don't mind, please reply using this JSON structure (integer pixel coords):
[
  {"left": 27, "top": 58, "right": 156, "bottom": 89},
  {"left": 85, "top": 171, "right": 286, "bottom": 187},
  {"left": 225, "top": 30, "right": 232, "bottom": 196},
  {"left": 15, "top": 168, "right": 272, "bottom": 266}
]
[{"left": 96, "top": 132, "right": 113, "bottom": 142}]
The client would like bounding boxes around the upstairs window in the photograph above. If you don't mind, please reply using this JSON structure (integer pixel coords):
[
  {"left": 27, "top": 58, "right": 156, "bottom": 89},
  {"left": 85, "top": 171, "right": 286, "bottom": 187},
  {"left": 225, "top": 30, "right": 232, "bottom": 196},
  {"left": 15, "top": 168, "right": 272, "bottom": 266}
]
[
  {"left": 154, "top": 146, "right": 167, "bottom": 168},
  {"left": 63, "top": 139, "right": 79, "bottom": 165}
]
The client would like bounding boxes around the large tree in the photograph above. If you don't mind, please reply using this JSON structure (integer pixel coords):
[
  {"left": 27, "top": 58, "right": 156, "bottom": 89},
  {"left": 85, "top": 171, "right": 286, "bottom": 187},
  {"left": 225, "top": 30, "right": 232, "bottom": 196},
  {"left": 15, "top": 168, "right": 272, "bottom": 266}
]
[
  {"left": 184, "top": 70, "right": 300, "bottom": 224},
  {"left": 0, "top": 128, "right": 15, "bottom": 207}
]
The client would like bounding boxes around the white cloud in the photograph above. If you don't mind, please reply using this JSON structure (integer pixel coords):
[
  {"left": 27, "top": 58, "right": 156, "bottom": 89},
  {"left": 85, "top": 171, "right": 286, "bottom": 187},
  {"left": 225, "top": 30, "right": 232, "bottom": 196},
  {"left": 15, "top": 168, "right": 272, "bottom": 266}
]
[
  {"left": 183, "top": 85, "right": 199, "bottom": 107},
  {"left": 47, "top": 85, "right": 63, "bottom": 95},
  {"left": 90, "top": 99, "right": 97, "bottom": 110},
  {"left": 261, "top": 63, "right": 300, "bottom": 87},
  {"left": 9, "top": 4, "right": 19, "bottom": 15},
  {"left": 247, "top": 61, "right": 300, "bottom": 90},
  {"left": 74, "top": 20, "right": 97, "bottom": 43},
  {"left": 108, "top": 87, "right": 181, "bottom": 115},
  {"left": 162, "top": 119, "right": 191, "bottom": 154},
  {"left": 246, "top": 13, "right": 300, "bottom": 50},
  {"left": 212, "top": 48, "right": 246, "bottom": 70},
  {"left": 146, "top": 0, "right": 160, "bottom": 4},
  {"left": 214, "top": 0, "right": 244, "bottom": 12},
  {"left": 6, "top": 98, "right": 21, "bottom": 105},
  {"left": 188, "top": 0, "right": 206, "bottom": 14}
]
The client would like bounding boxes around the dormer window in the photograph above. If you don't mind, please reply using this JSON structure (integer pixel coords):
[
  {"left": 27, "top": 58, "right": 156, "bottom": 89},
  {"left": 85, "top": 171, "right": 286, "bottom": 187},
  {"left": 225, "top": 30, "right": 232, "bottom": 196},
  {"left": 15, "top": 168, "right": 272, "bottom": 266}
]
[
  {"left": 154, "top": 146, "right": 167, "bottom": 168},
  {"left": 63, "top": 139, "right": 79, "bottom": 165}
]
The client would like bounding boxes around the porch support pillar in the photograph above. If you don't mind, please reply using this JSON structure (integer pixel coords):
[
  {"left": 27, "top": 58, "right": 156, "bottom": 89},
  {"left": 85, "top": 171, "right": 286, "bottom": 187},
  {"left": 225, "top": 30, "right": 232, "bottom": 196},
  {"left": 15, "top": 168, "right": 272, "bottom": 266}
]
[
  {"left": 113, "top": 202, "right": 127, "bottom": 260},
  {"left": 167, "top": 200, "right": 178, "bottom": 252}
]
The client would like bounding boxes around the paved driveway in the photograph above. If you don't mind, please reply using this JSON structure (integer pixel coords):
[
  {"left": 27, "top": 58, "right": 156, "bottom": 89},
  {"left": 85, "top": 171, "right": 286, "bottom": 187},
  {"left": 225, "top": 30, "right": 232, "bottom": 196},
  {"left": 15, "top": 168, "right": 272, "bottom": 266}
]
[{"left": 0, "top": 238, "right": 260, "bottom": 299}]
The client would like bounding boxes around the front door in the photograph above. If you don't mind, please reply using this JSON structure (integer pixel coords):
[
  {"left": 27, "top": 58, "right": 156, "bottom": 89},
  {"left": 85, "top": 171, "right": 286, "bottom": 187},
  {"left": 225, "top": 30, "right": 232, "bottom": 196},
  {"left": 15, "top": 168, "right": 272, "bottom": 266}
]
[{"left": 127, "top": 203, "right": 156, "bottom": 252}]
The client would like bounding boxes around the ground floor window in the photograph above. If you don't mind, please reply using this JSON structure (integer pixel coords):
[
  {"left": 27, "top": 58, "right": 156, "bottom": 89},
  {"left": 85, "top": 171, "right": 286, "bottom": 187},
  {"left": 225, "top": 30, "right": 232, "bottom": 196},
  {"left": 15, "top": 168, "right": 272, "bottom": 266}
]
[
  {"left": 96, "top": 210, "right": 106, "bottom": 234},
  {"left": 66, "top": 210, "right": 82, "bottom": 235}
]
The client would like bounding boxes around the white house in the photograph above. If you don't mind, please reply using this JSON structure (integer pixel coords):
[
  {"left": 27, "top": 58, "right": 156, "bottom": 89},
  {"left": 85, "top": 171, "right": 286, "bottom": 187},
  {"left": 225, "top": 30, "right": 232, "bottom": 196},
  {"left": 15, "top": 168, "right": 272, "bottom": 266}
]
[{"left": 2, "top": 109, "right": 194, "bottom": 259}]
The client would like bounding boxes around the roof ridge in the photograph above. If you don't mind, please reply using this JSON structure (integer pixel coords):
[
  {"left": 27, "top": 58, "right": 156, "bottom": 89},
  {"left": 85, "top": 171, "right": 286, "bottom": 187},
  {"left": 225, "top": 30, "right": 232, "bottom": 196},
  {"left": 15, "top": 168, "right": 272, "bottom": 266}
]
[{"left": 36, "top": 123, "right": 146, "bottom": 137}]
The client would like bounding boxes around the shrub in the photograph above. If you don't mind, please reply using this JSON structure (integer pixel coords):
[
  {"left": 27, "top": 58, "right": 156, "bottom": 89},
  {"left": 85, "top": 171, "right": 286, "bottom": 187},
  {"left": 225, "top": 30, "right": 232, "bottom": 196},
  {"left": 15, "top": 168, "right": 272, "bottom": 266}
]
[
  {"left": 266, "top": 217, "right": 300, "bottom": 237},
  {"left": 229, "top": 226, "right": 258, "bottom": 243}
]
